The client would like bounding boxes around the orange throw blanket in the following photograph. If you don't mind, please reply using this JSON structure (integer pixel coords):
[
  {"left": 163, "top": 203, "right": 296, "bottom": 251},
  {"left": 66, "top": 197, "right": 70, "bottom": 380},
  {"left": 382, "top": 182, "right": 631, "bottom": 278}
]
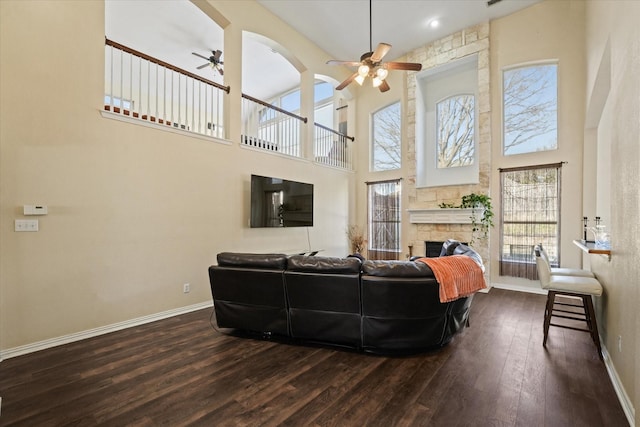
[{"left": 416, "top": 255, "right": 487, "bottom": 303}]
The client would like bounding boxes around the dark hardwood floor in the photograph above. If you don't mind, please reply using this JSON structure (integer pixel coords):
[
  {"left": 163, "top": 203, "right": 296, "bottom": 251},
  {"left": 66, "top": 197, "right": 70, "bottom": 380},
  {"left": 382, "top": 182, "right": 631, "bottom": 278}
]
[{"left": 0, "top": 289, "right": 628, "bottom": 426}]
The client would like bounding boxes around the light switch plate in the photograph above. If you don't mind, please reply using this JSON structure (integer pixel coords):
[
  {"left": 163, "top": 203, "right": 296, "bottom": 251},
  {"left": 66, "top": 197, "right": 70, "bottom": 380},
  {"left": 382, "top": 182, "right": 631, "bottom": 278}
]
[{"left": 15, "top": 219, "right": 39, "bottom": 232}]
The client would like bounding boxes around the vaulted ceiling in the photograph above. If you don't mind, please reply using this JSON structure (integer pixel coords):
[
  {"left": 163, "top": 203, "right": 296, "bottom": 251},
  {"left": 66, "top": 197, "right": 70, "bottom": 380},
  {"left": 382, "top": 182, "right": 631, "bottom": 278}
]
[{"left": 105, "top": 0, "right": 540, "bottom": 100}]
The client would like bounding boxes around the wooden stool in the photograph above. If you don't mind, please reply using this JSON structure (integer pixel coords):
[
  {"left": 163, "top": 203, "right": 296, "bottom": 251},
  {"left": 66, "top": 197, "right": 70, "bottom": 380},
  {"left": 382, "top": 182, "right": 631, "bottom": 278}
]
[
  {"left": 534, "top": 245, "right": 603, "bottom": 360},
  {"left": 543, "top": 290, "right": 602, "bottom": 359}
]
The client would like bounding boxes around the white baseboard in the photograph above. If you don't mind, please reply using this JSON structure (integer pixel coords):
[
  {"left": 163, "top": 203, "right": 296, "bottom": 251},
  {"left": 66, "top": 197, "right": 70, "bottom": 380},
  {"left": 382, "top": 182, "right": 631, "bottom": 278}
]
[
  {"left": 601, "top": 344, "right": 635, "bottom": 427},
  {"left": 0, "top": 301, "right": 213, "bottom": 361}
]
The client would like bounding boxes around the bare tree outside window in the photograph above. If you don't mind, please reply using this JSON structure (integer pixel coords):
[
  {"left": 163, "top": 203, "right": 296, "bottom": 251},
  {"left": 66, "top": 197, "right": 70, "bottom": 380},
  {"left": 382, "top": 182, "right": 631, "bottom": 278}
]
[
  {"left": 503, "top": 64, "right": 558, "bottom": 155},
  {"left": 372, "top": 102, "right": 401, "bottom": 171},
  {"left": 436, "top": 94, "right": 475, "bottom": 168}
]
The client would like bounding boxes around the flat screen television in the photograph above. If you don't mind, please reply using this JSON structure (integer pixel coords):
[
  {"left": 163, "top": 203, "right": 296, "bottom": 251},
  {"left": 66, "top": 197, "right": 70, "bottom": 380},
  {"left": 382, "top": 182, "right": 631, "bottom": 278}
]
[{"left": 250, "top": 174, "right": 314, "bottom": 228}]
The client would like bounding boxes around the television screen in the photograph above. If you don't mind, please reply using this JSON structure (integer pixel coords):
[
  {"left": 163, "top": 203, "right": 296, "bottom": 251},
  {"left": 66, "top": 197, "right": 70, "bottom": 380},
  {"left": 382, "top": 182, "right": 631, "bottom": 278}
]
[{"left": 250, "top": 175, "right": 314, "bottom": 228}]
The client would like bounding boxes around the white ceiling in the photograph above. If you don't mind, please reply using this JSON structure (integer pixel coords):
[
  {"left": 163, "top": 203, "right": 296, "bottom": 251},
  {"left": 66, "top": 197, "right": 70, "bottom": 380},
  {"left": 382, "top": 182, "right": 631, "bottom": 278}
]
[
  {"left": 105, "top": 0, "right": 540, "bottom": 100},
  {"left": 257, "top": 0, "right": 541, "bottom": 62}
]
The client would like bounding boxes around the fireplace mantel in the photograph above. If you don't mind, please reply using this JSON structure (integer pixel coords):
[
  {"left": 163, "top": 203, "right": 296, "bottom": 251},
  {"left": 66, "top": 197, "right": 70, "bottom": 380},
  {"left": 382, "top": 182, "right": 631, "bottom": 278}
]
[{"left": 407, "top": 208, "right": 483, "bottom": 224}]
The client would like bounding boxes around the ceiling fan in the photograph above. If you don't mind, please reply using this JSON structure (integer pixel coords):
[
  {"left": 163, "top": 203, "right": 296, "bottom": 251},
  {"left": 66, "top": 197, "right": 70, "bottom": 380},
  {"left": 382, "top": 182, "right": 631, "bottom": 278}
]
[
  {"left": 327, "top": 0, "right": 422, "bottom": 92},
  {"left": 192, "top": 49, "right": 224, "bottom": 76}
]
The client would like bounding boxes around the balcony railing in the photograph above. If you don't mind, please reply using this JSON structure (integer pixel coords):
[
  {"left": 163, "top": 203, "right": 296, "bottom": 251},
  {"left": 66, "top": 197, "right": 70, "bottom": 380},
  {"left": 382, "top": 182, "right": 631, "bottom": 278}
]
[
  {"left": 314, "top": 122, "right": 354, "bottom": 169},
  {"left": 105, "top": 39, "right": 354, "bottom": 170},
  {"left": 241, "top": 93, "right": 306, "bottom": 158},
  {"left": 104, "top": 38, "right": 229, "bottom": 139}
]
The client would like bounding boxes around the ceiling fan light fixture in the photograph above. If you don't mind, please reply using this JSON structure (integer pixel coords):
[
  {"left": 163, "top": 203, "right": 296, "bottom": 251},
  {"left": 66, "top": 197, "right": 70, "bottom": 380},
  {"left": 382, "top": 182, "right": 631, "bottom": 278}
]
[
  {"left": 376, "top": 67, "right": 388, "bottom": 80},
  {"left": 327, "top": 0, "right": 420, "bottom": 93}
]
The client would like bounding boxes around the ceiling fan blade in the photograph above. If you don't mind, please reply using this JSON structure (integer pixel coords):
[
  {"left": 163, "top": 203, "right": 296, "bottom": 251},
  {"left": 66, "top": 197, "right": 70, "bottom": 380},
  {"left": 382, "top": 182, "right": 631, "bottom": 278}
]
[
  {"left": 336, "top": 72, "right": 358, "bottom": 90},
  {"left": 217, "top": 68, "right": 224, "bottom": 76},
  {"left": 370, "top": 43, "right": 392, "bottom": 63},
  {"left": 378, "top": 80, "right": 390, "bottom": 93},
  {"left": 197, "top": 63, "right": 210, "bottom": 69},
  {"left": 192, "top": 52, "right": 210, "bottom": 61},
  {"left": 327, "top": 60, "right": 362, "bottom": 67},
  {"left": 385, "top": 61, "right": 422, "bottom": 71},
  {"left": 213, "top": 50, "right": 222, "bottom": 61}
]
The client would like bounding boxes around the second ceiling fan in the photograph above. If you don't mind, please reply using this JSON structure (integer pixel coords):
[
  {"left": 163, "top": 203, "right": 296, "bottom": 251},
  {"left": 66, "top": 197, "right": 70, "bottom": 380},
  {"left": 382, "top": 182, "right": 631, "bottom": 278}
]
[
  {"left": 327, "top": 0, "right": 422, "bottom": 92},
  {"left": 192, "top": 49, "right": 224, "bottom": 76}
]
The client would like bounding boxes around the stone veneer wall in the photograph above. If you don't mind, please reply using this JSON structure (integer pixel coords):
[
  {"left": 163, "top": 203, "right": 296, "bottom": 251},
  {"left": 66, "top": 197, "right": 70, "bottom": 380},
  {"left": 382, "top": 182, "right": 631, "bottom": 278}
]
[{"left": 405, "top": 23, "right": 492, "bottom": 268}]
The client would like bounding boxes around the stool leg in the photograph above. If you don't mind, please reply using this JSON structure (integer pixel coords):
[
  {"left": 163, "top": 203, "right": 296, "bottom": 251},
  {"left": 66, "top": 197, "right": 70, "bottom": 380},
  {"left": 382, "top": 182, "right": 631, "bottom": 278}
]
[
  {"left": 584, "top": 295, "right": 603, "bottom": 360},
  {"left": 543, "top": 291, "right": 555, "bottom": 347}
]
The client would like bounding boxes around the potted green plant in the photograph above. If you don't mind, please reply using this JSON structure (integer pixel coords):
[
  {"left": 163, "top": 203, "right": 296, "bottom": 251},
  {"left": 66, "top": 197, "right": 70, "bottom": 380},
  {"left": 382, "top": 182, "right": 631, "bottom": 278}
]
[{"left": 440, "top": 193, "right": 494, "bottom": 243}]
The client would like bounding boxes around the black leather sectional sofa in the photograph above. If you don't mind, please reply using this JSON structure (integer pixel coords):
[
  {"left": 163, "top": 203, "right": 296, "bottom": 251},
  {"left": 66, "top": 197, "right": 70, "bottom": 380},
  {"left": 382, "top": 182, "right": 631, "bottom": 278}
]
[{"left": 208, "top": 243, "right": 482, "bottom": 354}]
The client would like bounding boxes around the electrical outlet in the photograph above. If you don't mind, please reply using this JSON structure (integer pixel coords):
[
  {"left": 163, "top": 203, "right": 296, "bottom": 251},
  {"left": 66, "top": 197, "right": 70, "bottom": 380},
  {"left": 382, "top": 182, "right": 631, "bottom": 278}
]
[
  {"left": 183, "top": 283, "right": 190, "bottom": 293},
  {"left": 618, "top": 335, "right": 622, "bottom": 353}
]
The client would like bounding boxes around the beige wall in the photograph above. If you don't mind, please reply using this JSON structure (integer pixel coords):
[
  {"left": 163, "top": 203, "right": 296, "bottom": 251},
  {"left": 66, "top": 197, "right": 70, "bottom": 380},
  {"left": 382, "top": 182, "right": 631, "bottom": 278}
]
[
  {"left": 584, "top": 0, "right": 639, "bottom": 420},
  {"left": 0, "top": 0, "right": 353, "bottom": 352}
]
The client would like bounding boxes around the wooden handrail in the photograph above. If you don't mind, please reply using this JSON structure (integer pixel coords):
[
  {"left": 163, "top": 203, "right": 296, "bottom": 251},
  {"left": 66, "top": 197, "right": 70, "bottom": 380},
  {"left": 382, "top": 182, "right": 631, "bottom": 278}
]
[
  {"left": 241, "top": 93, "right": 307, "bottom": 123},
  {"left": 314, "top": 122, "right": 355, "bottom": 141},
  {"left": 105, "top": 38, "right": 230, "bottom": 94}
]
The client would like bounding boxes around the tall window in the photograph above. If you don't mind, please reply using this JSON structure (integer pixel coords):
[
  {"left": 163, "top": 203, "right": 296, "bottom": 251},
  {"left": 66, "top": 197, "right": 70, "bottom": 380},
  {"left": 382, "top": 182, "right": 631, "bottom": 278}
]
[
  {"left": 503, "top": 63, "right": 558, "bottom": 155},
  {"left": 368, "top": 180, "right": 401, "bottom": 260},
  {"left": 500, "top": 163, "right": 562, "bottom": 279},
  {"left": 371, "top": 102, "right": 401, "bottom": 171}
]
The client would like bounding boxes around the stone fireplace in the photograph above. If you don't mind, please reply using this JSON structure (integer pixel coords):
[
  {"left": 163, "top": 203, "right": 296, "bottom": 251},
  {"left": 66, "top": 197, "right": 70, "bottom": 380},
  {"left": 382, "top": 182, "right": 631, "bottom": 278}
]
[{"left": 403, "top": 23, "right": 492, "bottom": 272}]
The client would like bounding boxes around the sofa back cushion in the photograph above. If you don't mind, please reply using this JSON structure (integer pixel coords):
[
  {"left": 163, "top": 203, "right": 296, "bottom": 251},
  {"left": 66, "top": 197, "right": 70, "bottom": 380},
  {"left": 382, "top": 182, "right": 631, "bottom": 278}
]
[
  {"left": 287, "top": 255, "right": 361, "bottom": 273},
  {"left": 362, "top": 260, "right": 433, "bottom": 277},
  {"left": 217, "top": 252, "right": 288, "bottom": 270}
]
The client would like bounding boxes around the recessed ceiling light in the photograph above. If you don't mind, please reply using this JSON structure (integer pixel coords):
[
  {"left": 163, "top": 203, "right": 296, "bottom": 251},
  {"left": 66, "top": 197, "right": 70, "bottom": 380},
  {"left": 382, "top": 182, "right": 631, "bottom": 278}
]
[{"left": 430, "top": 19, "right": 440, "bottom": 29}]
